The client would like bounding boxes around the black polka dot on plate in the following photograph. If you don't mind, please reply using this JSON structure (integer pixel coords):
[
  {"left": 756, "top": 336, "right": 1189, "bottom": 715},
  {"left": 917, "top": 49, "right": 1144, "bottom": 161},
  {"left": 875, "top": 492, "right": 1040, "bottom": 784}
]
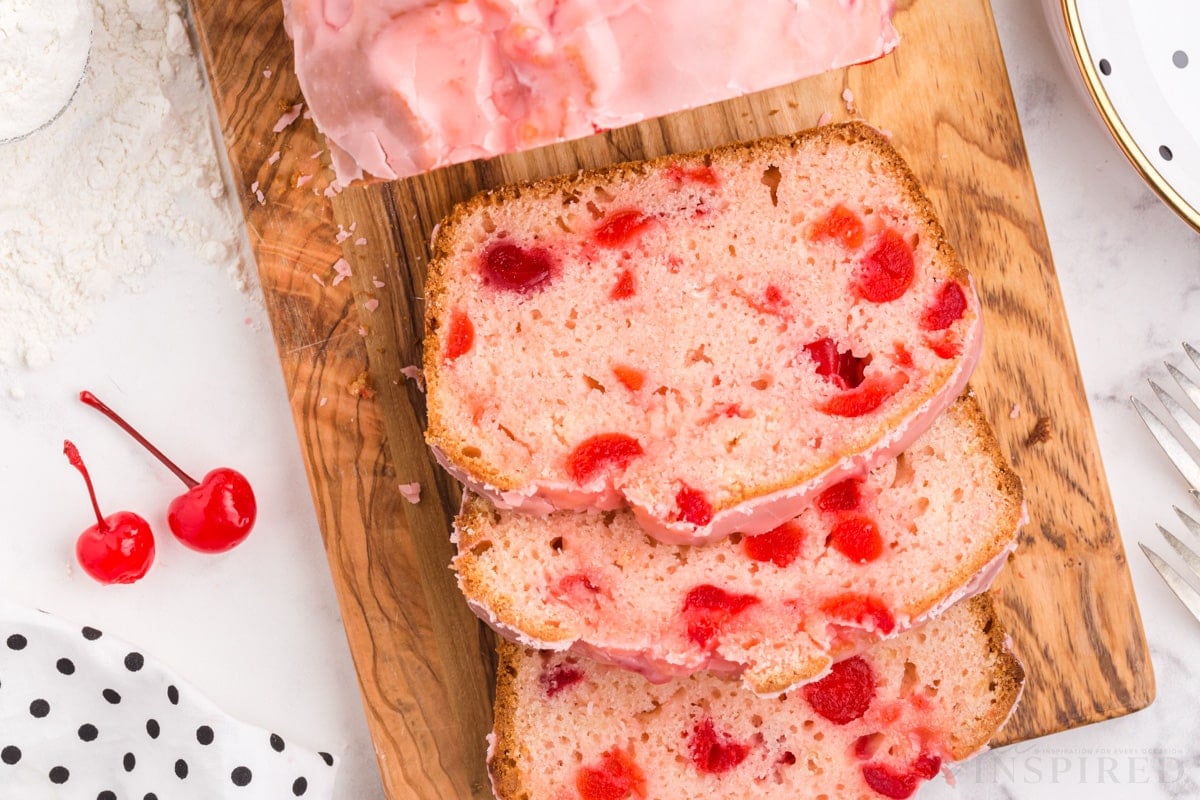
[
  {"left": 319, "top": 751, "right": 334, "bottom": 767},
  {"left": 1, "top": 746, "right": 21, "bottom": 765},
  {"left": 145, "top": 794, "right": 159, "bottom": 800},
  {"left": 231, "top": 766, "right": 253, "bottom": 786},
  {"left": 102, "top": 688, "right": 121, "bottom": 704},
  {"left": 78, "top": 724, "right": 98, "bottom": 742},
  {"left": 56, "top": 658, "right": 75, "bottom": 675},
  {"left": 49, "top": 765, "right": 69, "bottom": 784},
  {"left": 292, "top": 776, "right": 308, "bottom": 796},
  {"left": 1099, "top": 57, "right": 1112, "bottom": 75},
  {"left": 167, "top": 685, "right": 179, "bottom": 705},
  {"left": 98, "top": 791, "right": 117, "bottom": 800},
  {"left": 270, "top": 733, "right": 285, "bottom": 752},
  {"left": 175, "top": 758, "right": 189, "bottom": 779},
  {"left": 124, "top": 652, "right": 145, "bottom": 672},
  {"left": 123, "top": 752, "right": 136, "bottom": 772},
  {"left": 81, "top": 626, "right": 103, "bottom": 641},
  {"left": 29, "top": 699, "right": 50, "bottom": 718},
  {"left": 196, "top": 725, "right": 214, "bottom": 745},
  {"left": 145, "top": 719, "right": 160, "bottom": 739},
  {"left": 1160, "top": 145, "right": 1174, "bottom": 161},
  {"left": 5, "top": 634, "right": 27, "bottom": 650},
  {"left": 1174, "top": 50, "right": 1189, "bottom": 68}
]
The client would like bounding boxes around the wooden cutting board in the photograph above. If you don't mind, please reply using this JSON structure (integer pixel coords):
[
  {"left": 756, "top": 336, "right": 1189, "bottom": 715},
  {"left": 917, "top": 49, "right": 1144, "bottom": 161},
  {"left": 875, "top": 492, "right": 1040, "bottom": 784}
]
[{"left": 189, "top": 0, "right": 1154, "bottom": 797}]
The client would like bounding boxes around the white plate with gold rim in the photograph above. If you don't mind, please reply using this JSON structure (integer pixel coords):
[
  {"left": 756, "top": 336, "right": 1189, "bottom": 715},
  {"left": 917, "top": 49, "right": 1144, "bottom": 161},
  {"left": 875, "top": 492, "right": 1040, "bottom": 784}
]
[{"left": 1045, "top": 0, "right": 1199, "bottom": 233}]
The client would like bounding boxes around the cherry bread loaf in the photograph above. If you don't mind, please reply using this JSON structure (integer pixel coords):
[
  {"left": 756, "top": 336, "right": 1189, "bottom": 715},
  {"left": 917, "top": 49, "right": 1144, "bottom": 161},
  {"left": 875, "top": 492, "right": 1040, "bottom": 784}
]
[
  {"left": 425, "top": 123, "right": 983, "bottom": 545},
  {"left": 455, "top": 394, "right": 1022, "bottom": 695},
  {"left": 490, "top": 594, "right": 1024, "bottom": 800},
  {"left": 283, "top": 0, "right": 898, "bottom": 185}
]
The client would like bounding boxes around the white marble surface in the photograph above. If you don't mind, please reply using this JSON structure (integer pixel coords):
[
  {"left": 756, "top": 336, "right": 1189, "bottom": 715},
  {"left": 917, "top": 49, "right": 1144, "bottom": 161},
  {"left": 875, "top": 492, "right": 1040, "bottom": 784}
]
[{"left": 2, "top": 1, "right": 1200, "bottom": 798}]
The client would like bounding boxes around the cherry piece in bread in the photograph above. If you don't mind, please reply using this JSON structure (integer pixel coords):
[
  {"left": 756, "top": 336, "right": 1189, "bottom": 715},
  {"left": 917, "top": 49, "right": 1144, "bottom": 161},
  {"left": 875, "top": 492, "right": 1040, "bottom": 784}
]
[
  {"left": 64, "top": 440, "right": 155, "bottom": 585},
  {"left": 79, "top": 391, "right": 256, "bottom": 553}
]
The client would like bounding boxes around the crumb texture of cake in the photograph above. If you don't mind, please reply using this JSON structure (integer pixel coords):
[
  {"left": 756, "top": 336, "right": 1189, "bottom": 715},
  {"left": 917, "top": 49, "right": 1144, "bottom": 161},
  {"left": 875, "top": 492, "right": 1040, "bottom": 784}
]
[
  {"left": 282, "top": 0, "right": 899, "bottom": 184},
  {"left": 425, "top": 124, "right": 984, "bottom": 545},
  {"left": 455, "top": 394, "right": 1023, "bottom": 694},
  {"left": 490, "top": 594, "right": 1024, "bottom": 800}
]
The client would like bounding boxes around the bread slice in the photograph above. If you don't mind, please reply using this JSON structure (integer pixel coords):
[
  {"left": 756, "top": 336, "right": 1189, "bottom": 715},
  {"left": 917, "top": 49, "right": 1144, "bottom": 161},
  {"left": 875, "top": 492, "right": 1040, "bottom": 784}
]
[
  {"left": 490, "top": 593, "right": 1023, "bottom": 800},
  {"left": 454, "top": 394, "right": 1022, "bottom": 695},
  {"left": 425, "top": 123, "right": 983, "bottom": 545}
]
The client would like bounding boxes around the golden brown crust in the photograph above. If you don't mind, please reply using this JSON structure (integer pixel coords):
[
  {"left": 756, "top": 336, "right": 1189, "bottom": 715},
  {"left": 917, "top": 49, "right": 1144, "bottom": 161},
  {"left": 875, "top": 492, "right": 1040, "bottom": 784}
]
[
  {"left": 947, "top": 593, "right": 1026, "bottom": 760},
  {"left": 489, "top": 639, "right": 528, "bottom": 800},
  {"left": 423, "top": 122, "right": 975, "bottom": 501}
]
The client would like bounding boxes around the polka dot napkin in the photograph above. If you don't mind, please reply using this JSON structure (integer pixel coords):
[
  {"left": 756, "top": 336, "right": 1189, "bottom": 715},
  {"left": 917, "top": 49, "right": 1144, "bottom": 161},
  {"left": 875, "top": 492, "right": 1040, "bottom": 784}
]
[{"left": 0, "top": 599, "right": 336, "bottom": 798}]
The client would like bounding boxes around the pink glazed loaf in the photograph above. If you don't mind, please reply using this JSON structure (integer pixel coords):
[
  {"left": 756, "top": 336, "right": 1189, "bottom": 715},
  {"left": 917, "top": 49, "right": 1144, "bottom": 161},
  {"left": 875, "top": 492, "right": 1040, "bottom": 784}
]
[
  {"left": 426, "top": 124, "right": 984, "bottom": 545},
  {"left": 490, "top": 594, "right": 1024, "bottom": 800},
  {"left": 455, "top": 394, "right": 1023, "bottom": 695},
  {"left": 282, "top": 0, "right": 898, "bottom": 185}
]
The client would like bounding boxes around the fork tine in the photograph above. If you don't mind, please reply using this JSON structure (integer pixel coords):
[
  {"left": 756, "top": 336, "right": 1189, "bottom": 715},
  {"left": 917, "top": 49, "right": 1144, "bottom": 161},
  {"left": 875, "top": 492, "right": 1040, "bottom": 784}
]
[
  {"left": 1191, "top": 489, "right": 1200, "bottom": 509},
  {"left": 1157, "top": 524, "right": 1200, "bottom": 580},
  {"left": 1149, "top": 380, "right": 1200, "bottom": 449},
  {"left": 1174, "top": 506, "right": 1200, "bottom": 540},
  {"left": 1166, "top": 363, "right": 1200, "bottom": 414},
  {"left": 1140, "top": 543, "right": 1200, "bottom": 623},
  {"left": 1133, "top": 396, "right": 1200, "bottom": 492},
  {"left": 1185, "top": 342, "right": 1200, "bottom": 372}
]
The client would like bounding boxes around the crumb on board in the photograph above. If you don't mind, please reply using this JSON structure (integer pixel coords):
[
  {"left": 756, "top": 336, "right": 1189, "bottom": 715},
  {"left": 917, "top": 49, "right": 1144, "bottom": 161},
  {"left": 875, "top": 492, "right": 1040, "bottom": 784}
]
[
  {"left": 400, "top": 365, "right": 425, "bottom": 392},
  {"left": 1025, "top": 416, "right": 1052, "bottom": 446},
  {"left": 816, "top": 111, "right": 833, "bottom": 127},
  {"left": 331, "top": 257, "right": 352, "bottom": 286},
  {"left": 364, "top": 298, "right": 380, "bottom": 312},
  {"left": 1009, "top": 403, "right": 1021, "bottom": 419},
  {"left": 267, "top": 151, "right": 281, "bottom": 165},
  {"left": 273, "top": 103, "right": 304, "bottom": 133},
  {"left": 373, "top": 278, "right": 385, "bottom": 289},
  {"left": 348, "top": 371, "right": 375, "bottom": 399},
  {"left": 354, "top": 237, "right": 367, "bottom": 246},
  {"left": 319, "top": 396, "right": 328, "bottom": 407},
  {"left": 398, "top": 482, "right": 422, "bottom": 504},
  {"left": 357, "top": 325, "right": 368, "bottom": 336},
  {"left": 296, "top": 174, "right": 312, "bottom": 188},
  {"left": 841, "top": 87, "right": 856, "bottom": 114},
  {"left": 311, "top": 273, "right": 325, "bottom": 287}
]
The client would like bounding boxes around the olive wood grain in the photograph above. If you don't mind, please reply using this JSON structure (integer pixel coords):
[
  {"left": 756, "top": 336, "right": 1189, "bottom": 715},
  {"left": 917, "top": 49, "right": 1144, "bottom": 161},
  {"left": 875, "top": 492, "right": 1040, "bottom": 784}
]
[{"left": 190, "top": 0, "right": 1153, "bottom": 796}]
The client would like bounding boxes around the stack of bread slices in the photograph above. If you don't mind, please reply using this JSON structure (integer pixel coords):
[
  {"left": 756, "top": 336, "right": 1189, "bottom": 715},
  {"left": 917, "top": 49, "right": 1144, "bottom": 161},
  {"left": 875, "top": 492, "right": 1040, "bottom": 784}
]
[{"left": 423, "top": 122, "right": 1025, "bottom": 800}]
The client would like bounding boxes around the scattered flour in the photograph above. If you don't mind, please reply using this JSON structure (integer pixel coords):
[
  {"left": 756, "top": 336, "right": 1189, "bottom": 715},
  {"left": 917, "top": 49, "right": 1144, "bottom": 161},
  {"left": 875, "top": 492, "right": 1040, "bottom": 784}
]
[{"left": 0, "top": 0, "right": 250, "bottom": 369}]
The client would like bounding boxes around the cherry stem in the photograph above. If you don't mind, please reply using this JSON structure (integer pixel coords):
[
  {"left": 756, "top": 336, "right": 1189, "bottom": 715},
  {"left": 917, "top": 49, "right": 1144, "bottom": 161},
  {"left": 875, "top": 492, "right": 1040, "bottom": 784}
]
[
  {"left": 63, "top": 440, "right": 108, "bottom": 532},
  {"left": 79, "top": 390, "right": 199, "bottom": 489}
]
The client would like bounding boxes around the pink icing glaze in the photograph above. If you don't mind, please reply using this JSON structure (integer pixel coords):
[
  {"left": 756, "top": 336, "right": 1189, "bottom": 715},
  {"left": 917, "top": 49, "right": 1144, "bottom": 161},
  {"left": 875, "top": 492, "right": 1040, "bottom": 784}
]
[
  {"left": 283, "top": 0, "right": 899, "bottom": 185},
  {"left": 429, "top": 280, "right": 984, "bottom": 545}
]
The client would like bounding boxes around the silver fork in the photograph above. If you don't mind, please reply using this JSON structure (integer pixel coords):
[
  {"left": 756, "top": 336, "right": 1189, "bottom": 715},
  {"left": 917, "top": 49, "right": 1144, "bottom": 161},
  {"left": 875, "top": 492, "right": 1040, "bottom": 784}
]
[{"left": 1134, "top": 342, "right": 1200, "bottom": 619}]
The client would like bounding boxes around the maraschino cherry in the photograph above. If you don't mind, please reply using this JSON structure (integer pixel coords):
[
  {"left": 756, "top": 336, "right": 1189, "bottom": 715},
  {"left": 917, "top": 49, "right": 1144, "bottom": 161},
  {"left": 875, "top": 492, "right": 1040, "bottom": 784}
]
[
  {"left": 80, "top": 391, "right": 257, "bottom": 553},
  {"left": 64, "top": 440, "right": 155, "bottom": 584}
]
